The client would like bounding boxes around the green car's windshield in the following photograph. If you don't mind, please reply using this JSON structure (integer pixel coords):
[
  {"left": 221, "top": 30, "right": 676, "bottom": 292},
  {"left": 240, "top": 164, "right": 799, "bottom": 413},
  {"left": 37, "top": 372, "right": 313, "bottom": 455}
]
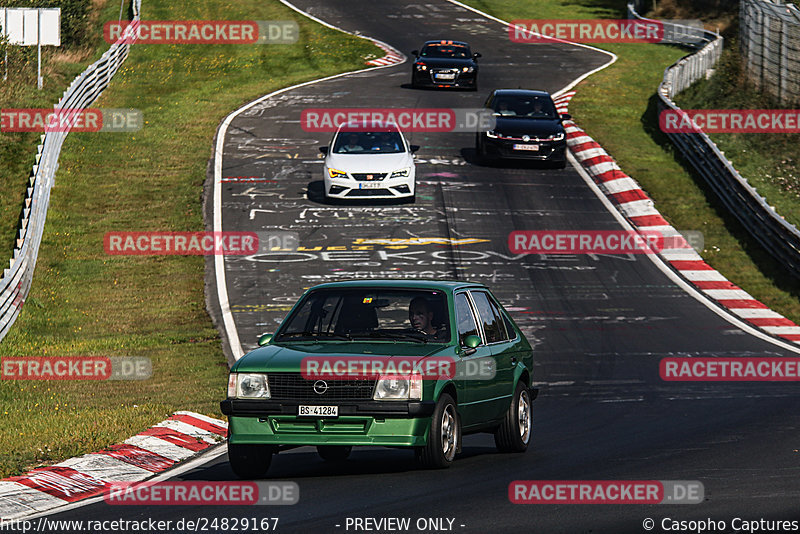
[{"left": 275, "top": 288, "right": 451, "bottom": 343}]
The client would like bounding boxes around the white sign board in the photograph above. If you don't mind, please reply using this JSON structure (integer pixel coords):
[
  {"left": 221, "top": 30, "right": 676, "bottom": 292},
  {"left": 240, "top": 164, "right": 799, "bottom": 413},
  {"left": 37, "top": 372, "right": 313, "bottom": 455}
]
[{"left": 1, "top": 8, "right": 61, "bottom": 46}]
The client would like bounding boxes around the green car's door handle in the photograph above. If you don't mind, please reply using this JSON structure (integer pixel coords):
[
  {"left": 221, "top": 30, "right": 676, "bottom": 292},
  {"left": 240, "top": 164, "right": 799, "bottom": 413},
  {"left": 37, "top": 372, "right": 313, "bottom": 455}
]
[{"left": 511, "top": 356, "right": 517, "bottom": 364}]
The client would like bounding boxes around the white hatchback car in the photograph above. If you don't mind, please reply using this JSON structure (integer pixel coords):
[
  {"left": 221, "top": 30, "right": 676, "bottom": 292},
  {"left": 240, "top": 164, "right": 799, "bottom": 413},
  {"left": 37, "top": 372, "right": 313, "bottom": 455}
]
[{"left": 320, "top": 124, "right": 419, "bottom": 201}]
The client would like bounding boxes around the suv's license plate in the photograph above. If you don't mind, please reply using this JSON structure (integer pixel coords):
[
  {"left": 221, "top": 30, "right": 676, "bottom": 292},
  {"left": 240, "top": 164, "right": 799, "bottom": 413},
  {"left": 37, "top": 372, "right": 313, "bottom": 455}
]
[
  {"left": 298, "top": 405, "right": 338, "bottom": 417},
  {"left": 435, "top": 74, "right": 455, "bottom": 80},
  {"left": 513, "top": 143, "right": 539, "bottom": 151}
]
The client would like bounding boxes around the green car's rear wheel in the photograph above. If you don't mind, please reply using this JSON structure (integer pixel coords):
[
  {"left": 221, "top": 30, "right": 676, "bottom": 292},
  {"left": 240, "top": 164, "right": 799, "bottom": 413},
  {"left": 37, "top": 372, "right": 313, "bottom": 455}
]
[
  {"left": 494, "top": 381, "right": 532, "bottom": 453},
  {"left": 228, "top": 443, "right": 273, "bottom": 479}
]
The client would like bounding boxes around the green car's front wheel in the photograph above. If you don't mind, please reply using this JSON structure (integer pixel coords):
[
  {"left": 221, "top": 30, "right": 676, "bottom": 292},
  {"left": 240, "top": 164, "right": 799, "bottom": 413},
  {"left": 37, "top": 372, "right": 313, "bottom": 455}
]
[
  {"left": 417, "top": 393, "right": 460, "bottom": 469},
  {"left": 228, "top": 443, "right": 273, "bottom": 479}
]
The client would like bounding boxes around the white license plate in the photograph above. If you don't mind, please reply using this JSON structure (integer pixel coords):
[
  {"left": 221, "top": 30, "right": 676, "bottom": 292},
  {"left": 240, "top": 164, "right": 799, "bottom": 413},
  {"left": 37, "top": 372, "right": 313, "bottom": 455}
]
[
  {"left": 298, "top": 405, "right": 338, "bottom": 417},
  {"left": 435, "top": 73, "right": 455, "bottom": 80},
  {"left": 359, "top": 182, "right": 383, "bottom": 189},
  {"left": 513, "top": 143, "right": 539, "bottom": 151}
]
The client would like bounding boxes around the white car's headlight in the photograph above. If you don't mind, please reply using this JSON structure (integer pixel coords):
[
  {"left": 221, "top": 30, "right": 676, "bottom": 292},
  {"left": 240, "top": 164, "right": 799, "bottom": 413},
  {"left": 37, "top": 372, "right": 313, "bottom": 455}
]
[
  {"left": 390, "top": 168, "right": 410, "bottom": 178},
  {"left": 550, "top": 132, "right": 565, "bottom": 141},
  {"left": 228, "top": 373, "right": 270, "bottom": 399},
  {"left": 328, "top": 168, "right": 347, "bottom": 179},
  {"left": 373, "top": 374, "right": 422, "bottom": 401}
]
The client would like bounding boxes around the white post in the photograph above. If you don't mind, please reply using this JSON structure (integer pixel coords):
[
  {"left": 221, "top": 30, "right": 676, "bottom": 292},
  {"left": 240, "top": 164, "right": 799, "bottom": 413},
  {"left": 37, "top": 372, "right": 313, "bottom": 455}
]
[
  {"left": 3, "top": 9, "right": 7, "bottom": 82},
  {"left": 37, "top": 8, "right": 42, "bottom": 89}
]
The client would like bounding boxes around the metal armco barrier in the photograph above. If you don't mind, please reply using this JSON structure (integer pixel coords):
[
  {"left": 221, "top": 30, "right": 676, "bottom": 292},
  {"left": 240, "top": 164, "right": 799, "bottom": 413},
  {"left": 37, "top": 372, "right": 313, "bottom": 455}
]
[
  {"left": 740, "top": 0, "right": 800, "bottom": 106},
  {"left": 0, "top": 1, "right": 142, "bottom": 343},
  {"left": 629, "top": 4, "right": 800, "bottom": 279}
]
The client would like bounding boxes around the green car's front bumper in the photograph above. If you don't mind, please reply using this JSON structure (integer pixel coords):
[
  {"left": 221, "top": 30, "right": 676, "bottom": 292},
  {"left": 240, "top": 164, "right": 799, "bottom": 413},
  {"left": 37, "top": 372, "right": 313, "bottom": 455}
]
[{"left": 221, "top": 399, "right": 436, "bottom": 447}]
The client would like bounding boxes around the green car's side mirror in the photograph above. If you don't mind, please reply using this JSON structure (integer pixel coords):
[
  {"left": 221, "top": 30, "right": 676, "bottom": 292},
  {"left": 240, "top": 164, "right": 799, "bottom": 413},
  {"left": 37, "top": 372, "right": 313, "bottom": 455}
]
[
  {"left": 258, "top": 333, "right": 273, "bottom": 346},
  {"left": 463, "top": 335, "right": 481, "bottom": 349}
]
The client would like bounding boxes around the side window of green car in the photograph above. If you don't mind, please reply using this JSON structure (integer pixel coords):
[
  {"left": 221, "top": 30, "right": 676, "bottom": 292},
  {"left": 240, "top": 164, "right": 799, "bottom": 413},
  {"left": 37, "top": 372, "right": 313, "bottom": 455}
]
[
  {"left": 455, "top": 292, "right": 480, "bottom": 346},
  {"left": 470, "top": 291, "right": 508, "bottom": 344}
]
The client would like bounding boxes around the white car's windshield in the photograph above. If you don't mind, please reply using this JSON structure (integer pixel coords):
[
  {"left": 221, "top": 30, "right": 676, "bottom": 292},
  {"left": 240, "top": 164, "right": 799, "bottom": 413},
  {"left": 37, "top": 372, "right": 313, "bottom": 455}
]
[{"left": 333, "top": 131, "right": 405, "bottom": 154}]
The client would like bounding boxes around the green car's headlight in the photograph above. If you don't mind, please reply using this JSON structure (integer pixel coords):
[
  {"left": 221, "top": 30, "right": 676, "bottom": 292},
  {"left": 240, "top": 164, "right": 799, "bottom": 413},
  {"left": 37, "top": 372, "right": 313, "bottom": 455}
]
[
  {"left": 228, "top": 373, "right": 270, "bottom": 399},
  {"left": 373, "top": 374, "right": 422, "bottom": 401}
]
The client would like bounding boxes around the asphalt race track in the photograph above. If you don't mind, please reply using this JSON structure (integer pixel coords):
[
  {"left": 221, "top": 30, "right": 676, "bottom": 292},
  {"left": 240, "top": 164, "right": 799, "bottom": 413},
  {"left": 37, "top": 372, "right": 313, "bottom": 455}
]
[{"left": 45, "top": 1, "right": 800, "bottom": 532}]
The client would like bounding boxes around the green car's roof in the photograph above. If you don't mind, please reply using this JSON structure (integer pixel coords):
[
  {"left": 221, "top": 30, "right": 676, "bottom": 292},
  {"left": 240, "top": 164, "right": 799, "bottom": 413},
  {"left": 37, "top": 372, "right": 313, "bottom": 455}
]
[{"left": 306, "top": 279, "right": 487, "bottom": 292}]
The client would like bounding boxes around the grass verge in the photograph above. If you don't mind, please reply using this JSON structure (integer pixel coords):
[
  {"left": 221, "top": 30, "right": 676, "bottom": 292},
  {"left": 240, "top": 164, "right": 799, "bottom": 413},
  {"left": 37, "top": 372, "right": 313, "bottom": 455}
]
[
  {"left": 0, "top": 0, "right": 378, "bottom": 478},
  {"left": 461, "top": 0, "right": 800, "bottom": 321}
]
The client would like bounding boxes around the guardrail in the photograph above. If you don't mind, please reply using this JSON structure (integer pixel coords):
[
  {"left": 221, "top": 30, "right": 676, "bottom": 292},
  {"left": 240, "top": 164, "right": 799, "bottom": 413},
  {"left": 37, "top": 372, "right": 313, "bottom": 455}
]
[
  {"left": 628, "top": 3, "right": 800, "bottom": 278},
  {"left": 0, "top": 1, "right": 142, "bottom": 343},
  {"left": 740, "top": 0, "right": 800, "bottom": 106}
]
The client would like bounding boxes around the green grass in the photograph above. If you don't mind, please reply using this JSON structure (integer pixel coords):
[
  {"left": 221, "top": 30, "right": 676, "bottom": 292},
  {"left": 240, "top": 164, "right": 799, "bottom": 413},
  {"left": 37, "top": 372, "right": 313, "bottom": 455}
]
[
  {"left": 460, "top": 0, "right": 800, "bottom": 321},
  {"left": 0, "top": 0, "right": 379, "bottom": 478},
  {"left": 675, "top": 41, "right": 800, "bottom": 230}
]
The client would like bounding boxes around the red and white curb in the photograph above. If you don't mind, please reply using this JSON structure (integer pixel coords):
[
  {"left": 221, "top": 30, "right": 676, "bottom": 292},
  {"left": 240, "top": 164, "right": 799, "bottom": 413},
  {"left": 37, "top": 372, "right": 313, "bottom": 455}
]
[
  {"left": 365, "top": 41, "right": 405, "bottom": 66},
  {"left": 0, "top": 411, "right": 227, "bottom": 520},
  {"left": 559, "top": 96, "right": 800, "bottom": 345}
]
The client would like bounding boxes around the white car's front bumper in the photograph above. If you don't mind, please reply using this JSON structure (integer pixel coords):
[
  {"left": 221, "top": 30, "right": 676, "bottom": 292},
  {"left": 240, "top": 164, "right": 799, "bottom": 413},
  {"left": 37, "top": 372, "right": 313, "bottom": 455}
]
[{"left": 323, "top": 173, "right": 415, "bottom": 200}]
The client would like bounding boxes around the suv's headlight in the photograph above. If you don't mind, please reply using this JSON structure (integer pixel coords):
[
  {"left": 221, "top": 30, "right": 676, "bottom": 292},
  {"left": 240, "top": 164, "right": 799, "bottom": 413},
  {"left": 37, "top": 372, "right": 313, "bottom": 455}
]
[
  {"left": 550, "top": 132, "right": 565, "bottom": 141},
  {"left": 328, "top": 168, "right": 347, "bottom": 179},
  {"left": 462, "top": 66, "right": 474, "bottom": 73},
  {"left": 373, "top": 374, "right": 422, "bottom": 401},
  {"left": 390, "top": 168, "right": 410, "bottom": 178},
  {"left": 228, "top": 373, "right": 270, "bottom": 399},
  {"left": 415, "top": 63, "right": 427, "bottom": 71},
  {"left": 486, "top": 130, "right": 499, "bottom": 138}
]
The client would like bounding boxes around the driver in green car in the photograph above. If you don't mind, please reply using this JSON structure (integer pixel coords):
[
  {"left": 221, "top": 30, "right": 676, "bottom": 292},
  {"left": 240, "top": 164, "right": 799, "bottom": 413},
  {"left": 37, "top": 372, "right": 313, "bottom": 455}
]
[{"left": 408, "top": 296, "right": 447, "bottom": 340}]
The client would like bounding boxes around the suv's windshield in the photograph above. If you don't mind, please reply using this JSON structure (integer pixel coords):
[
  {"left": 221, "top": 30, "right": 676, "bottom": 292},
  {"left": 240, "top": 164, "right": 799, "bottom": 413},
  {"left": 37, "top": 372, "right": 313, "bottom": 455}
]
[
  {"left": 332, "top": 131, "right": 405, "bottom": 155},
  {"left": 276, "top": 289, "right": 451, "bottom": 343},
  {"left": 420, "top": 44, "right": 471, "bottom": 59},
  {"left": 491, "top": 95, "right": 557, "bottom": 119}
]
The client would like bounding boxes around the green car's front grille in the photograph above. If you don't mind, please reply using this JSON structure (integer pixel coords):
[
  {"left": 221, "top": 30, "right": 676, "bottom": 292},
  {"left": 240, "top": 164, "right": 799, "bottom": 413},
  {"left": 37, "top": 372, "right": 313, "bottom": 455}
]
[{"left": 268, "top": 373, "right": 376, "bottom": 401}]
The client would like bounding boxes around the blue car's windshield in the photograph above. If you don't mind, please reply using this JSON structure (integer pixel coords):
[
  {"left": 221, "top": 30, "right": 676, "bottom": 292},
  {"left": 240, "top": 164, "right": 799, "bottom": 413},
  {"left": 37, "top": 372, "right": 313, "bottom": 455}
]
[
  {"left": 421, "top": 44, "right": 471, "bottom": 59},
  {"left": 276, "top": 289, "right": 451, "bottom": 343},
  {"left": 492, "top": 95, "right": 558, "bottom": 119}
]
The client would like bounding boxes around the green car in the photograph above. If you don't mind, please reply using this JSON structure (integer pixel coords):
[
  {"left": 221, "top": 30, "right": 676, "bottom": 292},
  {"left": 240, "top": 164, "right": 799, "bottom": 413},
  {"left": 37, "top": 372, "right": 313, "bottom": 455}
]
[{"left": 220, "top": 280, "right": 536, "bottom": 478}]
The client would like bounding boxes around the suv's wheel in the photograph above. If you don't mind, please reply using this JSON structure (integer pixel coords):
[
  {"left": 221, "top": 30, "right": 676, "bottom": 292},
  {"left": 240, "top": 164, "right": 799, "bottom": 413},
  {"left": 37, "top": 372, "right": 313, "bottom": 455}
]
[
  {"left": 317, "top": 445, "right": 352, "bottom": 462},
  {"left": 228, "top": 443, "right": 273, "bottom": 479},
  {"left": 494, "top": 382, "right": 532, "bottom": 453},
  {"left": 418, "top": 393, "right": 459, "bottom": 468}
]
